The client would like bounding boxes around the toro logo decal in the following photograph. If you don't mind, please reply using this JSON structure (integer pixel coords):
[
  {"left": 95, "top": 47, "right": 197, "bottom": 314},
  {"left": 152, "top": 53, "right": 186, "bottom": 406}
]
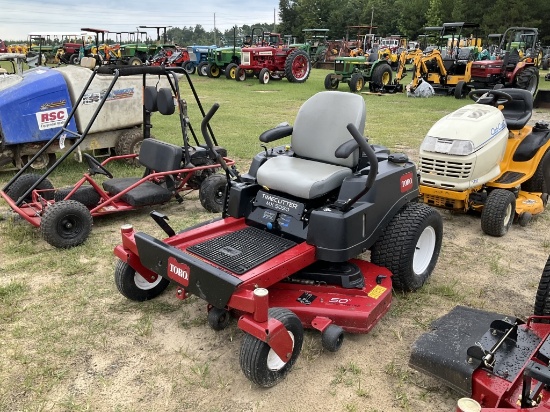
[
  {"left": 400, "top": 172, "right": 414, "bottom": 193},
  {"left": 35, "top": 108, "right": 68, "bottom": 130},
  {"left": 167, "top": 257, "right": 190, "bottom": 286}
]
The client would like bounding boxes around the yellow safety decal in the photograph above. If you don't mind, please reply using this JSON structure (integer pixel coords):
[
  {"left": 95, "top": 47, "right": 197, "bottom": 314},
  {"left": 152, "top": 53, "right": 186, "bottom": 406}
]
[{"left": 368, "top": 285, "right": 387, "bottom": 299}]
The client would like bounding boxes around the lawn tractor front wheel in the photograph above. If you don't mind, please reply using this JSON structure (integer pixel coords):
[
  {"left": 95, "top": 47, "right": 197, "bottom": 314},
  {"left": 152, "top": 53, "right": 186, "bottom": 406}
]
[
  {"left": 371, "top": 202, "right": 443, "bottom": 291},
  {"left": 481, "top": 189, "right": 516, "bottom": 237},
  {"left": 239, "top": 308, "right": 303, "bottom": 387},
  {"left": 114, "top": 260, "right": 170, "bottom": 301},
  {"left": 40, "top": 200, "right": 93, "bottom": 248},
  {"left": 199, "top": 174, "right": 227, "bottom": 213}
]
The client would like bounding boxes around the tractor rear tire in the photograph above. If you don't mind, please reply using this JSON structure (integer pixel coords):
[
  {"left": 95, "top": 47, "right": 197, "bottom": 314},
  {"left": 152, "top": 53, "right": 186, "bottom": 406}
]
[
  {"left": 284, "top": 49, "right": 310, "bottom": 83},
  {"left": 199, "top": 174, "right": 227, "bottom": 213},
  {"left": 324, "top": 73, "right": 339, "bottom": 90},
  {"left": 40, "top": 200, "right": 93, "bottom": 248},
  {"left": 259, "top": 68, "right": 270, "bottom": 84},
  {"left": 239, "top": 308, "right": 303, "bottom": 387},
  {"left": 183, "top": 61, "right": 196, "bottom": 75},
  {"left": 454, "top": 80, "right": 468, "bottom": 99},
  {"left": 6, "top": 173, "right": 54, "bottom": 203},
  {"left": 349, "top": 73, "right": 365, "bottom": 92},
  {"left": 370, "top": 64, "right": 393, "bottom": 92},
  {"left": 515, "top": 67, "right": 539, "bottom": 95},
  {"left": 534, "top": 256, "right": 550, "bottom": 319},
  {"left": 225, "top": 63, "right": 238, "bottom": 79},
  {"left": 207, "top": 63, "right": 221, "bottom": 78},
  {"left": 522, "top": 149, "right": 550, "bottom": 193},
  {"left": 371, "top": 202, "right": 442, "bottom": 292},
  {"left": 198, "top": 62, "right": 209, "bottom": 76},
  {"left": 480, "top": 189, "right": 516, "bottom": 237},
  {"left": 114, "top": 259, "right": 170, "bottom": 302},
  {"left": 115, "top": 129, "right": 149, "bottom": 166}
]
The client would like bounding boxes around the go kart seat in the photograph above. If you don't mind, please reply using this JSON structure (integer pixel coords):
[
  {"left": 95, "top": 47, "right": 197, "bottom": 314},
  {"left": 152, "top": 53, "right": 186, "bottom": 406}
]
[
  {"left": 256, "top": 91, "right": 366, "bottom": 199},
  {"left": 102, "top": 139, "right": 183, "bottom": 207},
  {"left": 500, "top": 88, "right": 533, "bottom": 130}
]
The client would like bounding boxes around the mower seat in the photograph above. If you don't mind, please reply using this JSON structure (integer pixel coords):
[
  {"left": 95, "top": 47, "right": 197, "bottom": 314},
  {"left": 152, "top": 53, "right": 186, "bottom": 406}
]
[
  {"left": 256, "top": 91, "right": 366, "bottom": 199},
  {"left": 500, "top": 88, "right": 533, "bottom": 130},
  {"left": 102, "top": 139, "right": 183, "bottom": 207}
]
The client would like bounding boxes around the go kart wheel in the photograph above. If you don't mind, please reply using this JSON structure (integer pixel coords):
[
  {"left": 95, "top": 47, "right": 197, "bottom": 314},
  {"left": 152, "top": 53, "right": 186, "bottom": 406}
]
[
  {"left": 371, "top": 203, "right": 443, "bottom": 292},
  {"left": 534, "top": 256, "right": 550, "bottom": 319},
  {"left": 225, "top": 63, "right": 238, "bottom": 79},
  {"left": 481, "top": 189, "right": 516, "bottom": 237},
  {"left": 239, "top": 308, "right": 303, "bottom": 387},
  {"left": 259, "top": 68, "right": 270, "bottom": 84},
  {"left": 6, "top": 173, "right": 54, "bottom": 203},
  {"left": 54, "top": 186, "right": 101, "bottom": 207},
  {"left": 207, "top": 307, "right": 231, "bottom": 331},
  {"left": 324, "top": 73, "right": 339, "bottom": 90},
  {"left": 199, "top": 174, "right": 227, "bottom": 213},
  {"left": 349, "top": 73, "right": 365, "bottom": 92},
  {"left": 40, "top": 200, "right": 93, "bottom": 248},
  {"left": 321, "top": 324, "right": 344, "bottom": 352},
  {"left": 114, "top": 259, "right": 170, "bottom": 302}
]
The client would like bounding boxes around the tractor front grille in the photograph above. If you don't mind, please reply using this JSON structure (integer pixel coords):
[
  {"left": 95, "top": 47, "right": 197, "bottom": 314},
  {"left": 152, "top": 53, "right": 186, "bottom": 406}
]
[
  {"left": 334, "top": 62, "right": 344, "bottom": 72},
  {"left": 419, "top": 157, "right": 473, "bottom": 180}
]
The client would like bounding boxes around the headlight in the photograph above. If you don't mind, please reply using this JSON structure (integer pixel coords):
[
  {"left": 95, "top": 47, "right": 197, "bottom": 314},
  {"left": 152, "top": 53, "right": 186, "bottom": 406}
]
[{"left": 420, "top": 136, "right": 475, "bottom": 155}]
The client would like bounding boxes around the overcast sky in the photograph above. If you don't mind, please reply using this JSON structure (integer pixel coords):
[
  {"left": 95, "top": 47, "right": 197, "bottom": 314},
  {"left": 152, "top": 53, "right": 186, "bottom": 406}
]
[{"left": 0, "top": 0, "right": 280, "bottom": 41}]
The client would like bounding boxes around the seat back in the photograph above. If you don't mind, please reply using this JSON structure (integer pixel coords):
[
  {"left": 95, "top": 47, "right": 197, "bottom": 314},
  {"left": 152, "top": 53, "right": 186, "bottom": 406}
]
[
  {"left": 138, "top": 138, "right": 182, "bottom": 172},
  {"left": 291, "top": 91, "right": 366, "bottom": 168},
  {"left": 500, "top": 88, "right": 533, "bottom": 130}
]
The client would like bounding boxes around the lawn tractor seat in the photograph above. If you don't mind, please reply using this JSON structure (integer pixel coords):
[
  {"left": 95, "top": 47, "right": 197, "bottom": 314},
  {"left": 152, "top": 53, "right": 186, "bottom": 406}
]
[
  {"left": 256, "top": 91, "right": 366, "bottom": 199},
  {"left": 102, "top": 139, "right": 183, "bottom": 207},
  {"left": 500, "top": 88, "right": 533, "bottom": 130}
]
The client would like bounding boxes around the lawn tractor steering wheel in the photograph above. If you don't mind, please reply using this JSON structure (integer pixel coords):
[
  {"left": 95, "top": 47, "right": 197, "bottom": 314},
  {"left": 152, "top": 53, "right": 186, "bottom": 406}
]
[
  {"left": 83, "top": 153, "right": 113, "bottom": 178},
  {"left": 468, "top": 89, "right": 513, "bottom": 107}
]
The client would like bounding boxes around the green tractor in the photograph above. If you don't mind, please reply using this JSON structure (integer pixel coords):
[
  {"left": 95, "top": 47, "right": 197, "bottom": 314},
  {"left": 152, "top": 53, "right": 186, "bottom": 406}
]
[
  {"left": 291, "top": 29, "right": 329, "bottom": 67},
  {"left": 324, "top": 54, "right": 394, "bottom": 93},
  {"left": 206, "top": 29, "right": 242, "bottom": 80},
  {"left": 119, "top": 31, "right": 152, "bottom": 65}
]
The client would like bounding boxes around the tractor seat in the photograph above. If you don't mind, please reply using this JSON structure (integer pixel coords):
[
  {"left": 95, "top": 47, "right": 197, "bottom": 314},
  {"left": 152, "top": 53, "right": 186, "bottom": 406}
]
[
  {"left": 500, "top": 88, "right": 533, "bottom": 130},
  {"left": 102, "top": 139, "right": 183, "bottom": 207},
  {"left": 256, "top": 91, "right": 366, "bottom": 199}
]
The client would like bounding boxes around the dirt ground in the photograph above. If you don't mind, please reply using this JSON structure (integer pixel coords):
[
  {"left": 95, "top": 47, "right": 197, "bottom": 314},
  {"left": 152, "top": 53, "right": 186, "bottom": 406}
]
[{"left": 1, "top": 110, "right": 550, "bottom": 412}]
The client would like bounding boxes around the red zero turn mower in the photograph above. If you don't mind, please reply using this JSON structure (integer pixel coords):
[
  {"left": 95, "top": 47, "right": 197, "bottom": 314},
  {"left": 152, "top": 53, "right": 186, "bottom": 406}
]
[
  {"left": 410, "top": 256, "right": 550, "bottom": 411},
  {"left": 114, "top": 91, "right": 443, "bottom": 386},
  {"left": 0, "top": 66, "right": 233, "bottom": 248}
]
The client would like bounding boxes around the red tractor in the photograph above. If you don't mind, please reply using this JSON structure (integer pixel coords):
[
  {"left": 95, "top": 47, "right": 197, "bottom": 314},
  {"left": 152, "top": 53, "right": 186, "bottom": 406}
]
[
  {"left": 468, "top": 27, "right": 541, "bottom": 96},
  {"left": 236, "top": 32, "right": 311, "bottom": 84}
]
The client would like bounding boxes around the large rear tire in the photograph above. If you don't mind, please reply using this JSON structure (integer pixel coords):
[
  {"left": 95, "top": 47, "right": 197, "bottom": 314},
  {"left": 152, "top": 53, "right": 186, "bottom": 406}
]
[
  {"left": 370, "top": 63, "right": 393, "bottom": 92},
  {"left": 239, "top": 308, "right": 303, "bottom": 387},
  {"left": 115, "top": 129, "right": 148, "bottom": 166},
  {"left": 371, "top": 203, "right": 442, "bottom": 291},
  {"left": 522, "top": 149, "right": 550, "bottom": 193},
  {"left": 480, "top": 189, "right": 516, "bottom": 237},
  {"left": 284, "top": 49, "right": 310, "bottom": 83},
  {"left": 515, "top": 67, "right": 539, "bottom": 95}
]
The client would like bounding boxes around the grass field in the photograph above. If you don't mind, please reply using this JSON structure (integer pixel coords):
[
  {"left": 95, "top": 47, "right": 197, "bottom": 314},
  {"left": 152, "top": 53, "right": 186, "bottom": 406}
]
[{"left": 0, "top": 66, "right": 549, "bottom": 411}]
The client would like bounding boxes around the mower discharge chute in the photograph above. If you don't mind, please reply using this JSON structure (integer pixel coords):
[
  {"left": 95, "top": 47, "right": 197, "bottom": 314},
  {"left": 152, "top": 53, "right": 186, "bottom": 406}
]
[
  {"left": 113, "top": 91, "right": 444, "bottom": 387},
  {"left": 418, "top": 88, "right": 550, "bottom": 236},
  {"left": 410, "top": 255, "right": 550, "bottom": 411}
]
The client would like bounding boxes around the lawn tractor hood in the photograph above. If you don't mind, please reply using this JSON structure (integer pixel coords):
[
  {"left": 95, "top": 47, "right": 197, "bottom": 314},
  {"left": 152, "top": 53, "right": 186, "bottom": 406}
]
[{"left": 419, "top": 104, "right": 509, "bottom": 190}]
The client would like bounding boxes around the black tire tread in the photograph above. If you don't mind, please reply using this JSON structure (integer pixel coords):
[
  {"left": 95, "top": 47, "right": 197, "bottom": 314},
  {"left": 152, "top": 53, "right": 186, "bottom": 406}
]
[
  {"left": 6, "top": 173, "right": 55, "bottom": 202},
  {"left": 522, "top": 149, "right": 550, "bottom": 193},
  {"left": 284, "top": 49, "right": 310, "bottom": 83},
  {"left": 480, "top": 189, "right": 516, "bottom": 237},
  {"left": 534, "top": 256, "right": 550, "bottom": 318},
  {"left": 114, "top": 259, "right": 169, "bottom": 301},
  {"left": 199, "top": 174, "right": 227, "bottom": 213},
  {"left": 40, "top": 200, "right": 93, "bottom": 248}
]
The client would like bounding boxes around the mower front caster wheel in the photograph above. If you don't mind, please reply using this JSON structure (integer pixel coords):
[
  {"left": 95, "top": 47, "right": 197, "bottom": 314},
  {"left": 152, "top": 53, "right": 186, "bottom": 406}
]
[
  {"left": 239, "top": 308, "right": 303, "bottom": 387},
  {"left": 207, "top": 307, "right": 231, "bottom": 331},
  {"left": 114, "top": 259, "right": 170, "bottom": 301},
  {"left": 321, "top": 324, "right": 344, "bottom": 352},
  {"left": 40, "top": 200, "right": 93, "bottom": 248}
]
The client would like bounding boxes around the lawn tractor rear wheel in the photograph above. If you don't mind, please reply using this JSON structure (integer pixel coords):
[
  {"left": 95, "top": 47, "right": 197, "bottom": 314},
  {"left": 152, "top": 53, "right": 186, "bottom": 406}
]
[
  {"left": 259, "top": 68, "right": 270, "bottom": 84},
  {"left": 534, "top": 256, "right": 550, "bottom": 321},
  {"left": 324, "top": 73, "right": 339, "bottom": 90},
  {"left": 522, "top": 149, "right": 550, "bottom": 193},
  {"left": 515, "top": 67, "right": 540, "bottom": 95},
  {"left": 199, "top": 174, "right": 227, "bottom": 213},
  {"left": 183, "top": 61, "right": 196, "bottom": 75},
  {"left": 236, "top": 67, "right": 247, "bottom": 81},
  {"left": 321, "top": 324, "right": 344, "bottom": 352},
  {"left": 370, "top": 64, "right": 392, "bottom": 92},
  {"left": 225, "top": 63, "right": 238, "bottom": 79},
  {"left": 40, "top": 200, "right": 93, "bottom": 248},
  {"left": 481, "top": 189, "right": 516, "bottom": 237},
  {"left": 239, "top": 308, "right": 303, "bottom": 387},
  {"left": 6, "top": 173, "right": 54, "bottom": 203},
  {"left": 207, "top": 63, "right": 221, "bottom": 78},
  {"left": 349, "top": 73, "right": 365, "bottom": 92},
  {"left": 208, "top": 307, "right": 231, "bottom": 331},
  {"left": 114, "top": 259, "right": 170, "bottom": 302},
  {"left": 284, "top": 49, "right": 310, "bottom": 83},
  {"left": 371, "top": 203, "right": 443, "bottom": 291},
  {"left": 198, "top": 62, "right": 209, "bottom": 76}
]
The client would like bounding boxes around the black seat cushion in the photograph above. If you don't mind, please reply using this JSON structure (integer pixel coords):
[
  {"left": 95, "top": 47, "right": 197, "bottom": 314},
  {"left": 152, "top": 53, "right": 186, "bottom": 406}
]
[
  {"left": 513, "top": 128, "right": 550, "bottom": 162},
  {"left": 501, "top": 88, "right": 533, "bottom": 130},
  {"left": 102, "top": 178, "right": 172, "bottom": 207}
]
